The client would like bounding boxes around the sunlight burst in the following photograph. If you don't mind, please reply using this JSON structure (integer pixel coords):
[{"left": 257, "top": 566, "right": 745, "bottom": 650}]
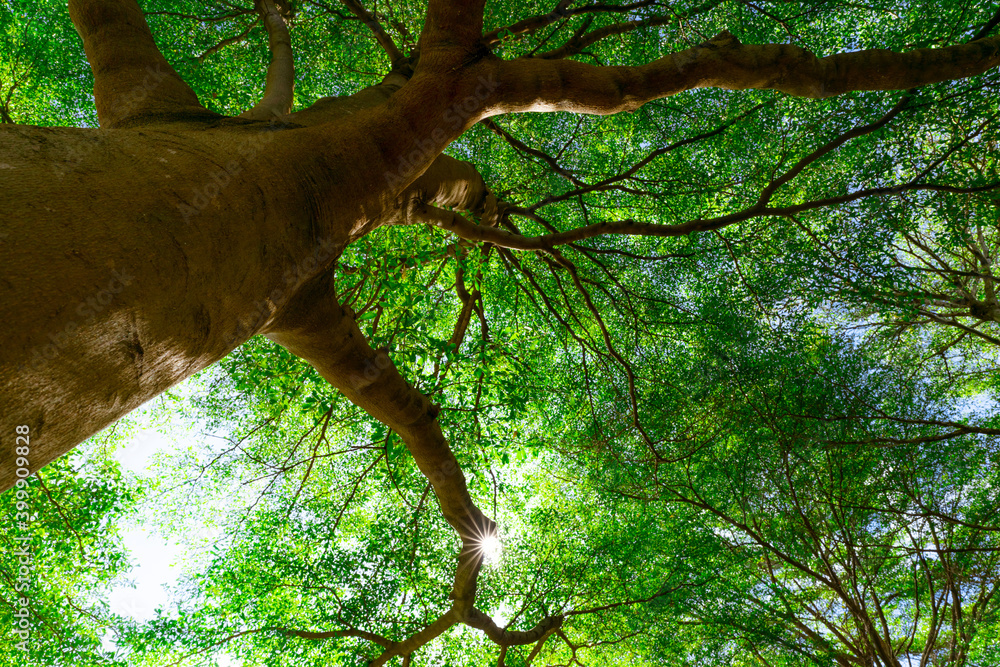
[{"left": 477, "top": 533, "right": 503, "bottom": 565}]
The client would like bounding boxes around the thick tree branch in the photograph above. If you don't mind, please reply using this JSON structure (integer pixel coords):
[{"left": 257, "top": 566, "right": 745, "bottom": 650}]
[
  {"left": 449, "top": 264, "right": 479, "bottom": 350},
  {"left": 481, "top": 30, "right": 1000, "bottom": 115},
  {"left": 411, "top": 179, "right": 1000, "bottom": 250},
  {"left": 365, "top": 152, "right": 500, "bottom": 236},
  {"left": 281, "top": 67, "right": 410, "bottom": 126},
  {"left": 241, "top": 0, "right": 296, "bottom": 120},
  {"left": 263, "top": 266, "right": 584, "bottom": 663},
  {"left": 420, "top": 0, "right": 487, "bottom": 62},
  {"left": 263, "top": 270, "right": 495, "bottom": 597},
  {"left": 388, "top": 154, "right": 496, "bottom": 216},
  {"left": 465, "top": 608, "right": 564, "bottom": 646},
  {"left": 68, "top": 0, "right": 211, "bottom": 127},
  {"left": 369, "top": 607, "right": 460, "bottom": 666}
]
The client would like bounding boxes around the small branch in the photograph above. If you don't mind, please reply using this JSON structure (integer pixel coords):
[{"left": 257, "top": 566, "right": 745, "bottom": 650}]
[
  {"left": 481, "top": 117, "right": 585, "bottom": 185},
  {"left": 278, "top": 626, "right": 394, "bottom": 647},
  {"left": 535, "top": 15, "right": 676, "bottom": 60},
  {"left": 198, "top": 18, "right": 260, "bottom": 61},
  {"left": 483, "top": 0, "right": 577, "bottom": 46},
  {"left": 338, "top": 0, "right": 405, "bottom": 65},
  {"left": 164, "top": 627, "right": 271, "bottom": 667},
  {"left": 145, "top": 9, "right": 253, "bottom": 22},
  {"left": 34, "top": 474, "right": 88, "bottom": 557},
  {"left": 972, "top": 6, "right": 1000, "bottom": 41}
]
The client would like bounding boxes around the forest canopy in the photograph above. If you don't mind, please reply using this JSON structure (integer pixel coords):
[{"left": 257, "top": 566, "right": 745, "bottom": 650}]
[{"left": 1, "top": 0, "right": 999, "bottom": 666}]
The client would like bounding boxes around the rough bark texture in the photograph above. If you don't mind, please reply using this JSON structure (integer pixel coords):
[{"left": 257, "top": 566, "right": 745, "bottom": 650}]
[{"left": 0, "top": 121, "right": 341, "bottom": 489}]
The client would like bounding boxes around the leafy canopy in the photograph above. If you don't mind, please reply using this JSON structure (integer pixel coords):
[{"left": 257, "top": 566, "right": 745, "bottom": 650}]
[{"left": 2, "top": 0, "right": 999, "bottom": 665}]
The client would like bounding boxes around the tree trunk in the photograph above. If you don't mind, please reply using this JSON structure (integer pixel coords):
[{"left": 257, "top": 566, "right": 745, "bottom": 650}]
[
  {"left": 0, "top": 85, "right": 494, "bottom": 490},
  {"left": 0, "top": 121, "right": 328, "bottom": 488}
]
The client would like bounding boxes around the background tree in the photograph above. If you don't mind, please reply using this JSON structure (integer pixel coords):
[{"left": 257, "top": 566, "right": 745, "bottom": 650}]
[
  {"left": 0, "top": 431, "right": 137, "bottom": 666},
  {"left": 2, "top": 0, "right": 1000, "bottom": 664}
]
